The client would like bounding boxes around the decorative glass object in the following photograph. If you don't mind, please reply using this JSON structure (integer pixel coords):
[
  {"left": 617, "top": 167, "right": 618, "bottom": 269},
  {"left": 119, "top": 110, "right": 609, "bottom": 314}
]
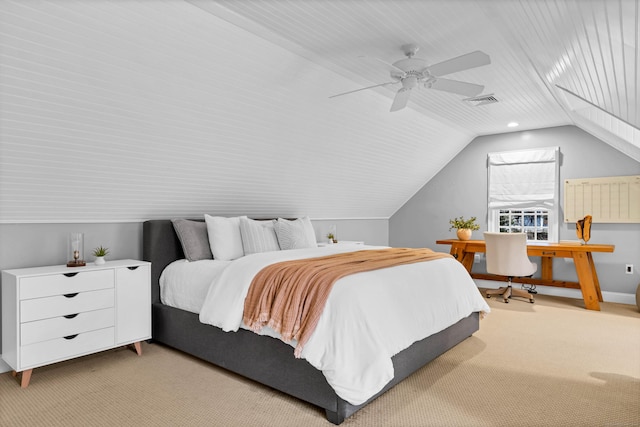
[{"left": 67, "top": 232, "right": 86, "bottom": 267}]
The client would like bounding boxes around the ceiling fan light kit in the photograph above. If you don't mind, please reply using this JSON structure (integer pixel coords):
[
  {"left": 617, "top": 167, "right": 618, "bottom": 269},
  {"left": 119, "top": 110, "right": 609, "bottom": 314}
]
[{"left": 331, "top": 45, "right": 491, "bottom": 112}]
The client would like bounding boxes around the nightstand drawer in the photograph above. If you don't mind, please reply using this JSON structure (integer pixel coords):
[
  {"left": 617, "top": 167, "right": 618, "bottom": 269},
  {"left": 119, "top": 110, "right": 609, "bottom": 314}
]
[
  {"left": 20, "top": 288, "right": 115, "bottom": 322},
  {"left": 21, "top": 308, "right": 115, "bottom": 346},
  {"left": 20, "top": 270, "right": 114, "bottom": 300},
  {"left": 20, "top": 327, "right": 114, "bottom": 369}
]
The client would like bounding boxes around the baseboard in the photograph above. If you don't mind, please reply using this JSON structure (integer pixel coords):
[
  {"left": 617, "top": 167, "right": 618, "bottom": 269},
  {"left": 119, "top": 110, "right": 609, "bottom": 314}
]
[
  {"left": 0, "top": 356, "right": 11, "bottom": 373},
  {"left": 474, "top": 279, "right": 637, "bottom": 306}
]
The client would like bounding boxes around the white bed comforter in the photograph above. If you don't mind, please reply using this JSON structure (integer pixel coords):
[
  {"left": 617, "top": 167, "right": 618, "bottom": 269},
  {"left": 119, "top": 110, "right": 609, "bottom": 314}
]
[{"left": 198, "top": 245, "right": 490, "bottom": 405}]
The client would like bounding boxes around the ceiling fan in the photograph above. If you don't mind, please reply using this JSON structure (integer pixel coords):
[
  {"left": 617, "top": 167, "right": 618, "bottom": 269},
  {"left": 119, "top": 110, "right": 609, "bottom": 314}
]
[{"left": 330, "top": 44, "right": 491, "bottom": 112}]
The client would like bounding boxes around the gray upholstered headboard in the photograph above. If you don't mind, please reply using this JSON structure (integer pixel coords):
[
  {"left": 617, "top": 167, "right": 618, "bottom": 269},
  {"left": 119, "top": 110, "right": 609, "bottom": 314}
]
[
  {"left": 142, "top": 218, "right": 281, "bottom": 304},
  {"left": 143, "top": 219, "right": 197, "bottom": 304}
]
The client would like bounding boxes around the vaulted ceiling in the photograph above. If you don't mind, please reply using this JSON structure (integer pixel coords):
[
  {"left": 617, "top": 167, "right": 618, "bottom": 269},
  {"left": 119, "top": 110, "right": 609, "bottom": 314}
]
[
  {"left": 0, "top": 0, "right": 638, "bottom": 222},
  {"left": 195, "top": 0, "right": 639, "bottom": 153}
]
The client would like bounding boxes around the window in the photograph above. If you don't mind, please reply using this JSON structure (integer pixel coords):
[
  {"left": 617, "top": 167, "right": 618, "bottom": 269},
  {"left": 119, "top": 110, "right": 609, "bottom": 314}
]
[
  {"left": 487, "top": 147, "right": 559, "bottom": 242},
  {"left": 498, "top": 209, "right": 549, "bottom": 241}
]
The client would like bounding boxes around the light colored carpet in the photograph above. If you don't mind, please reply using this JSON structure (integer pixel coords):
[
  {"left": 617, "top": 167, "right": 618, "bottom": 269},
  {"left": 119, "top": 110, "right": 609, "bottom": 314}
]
[{"left": 1, "top": 292, "right": 639, "bottom": 427}]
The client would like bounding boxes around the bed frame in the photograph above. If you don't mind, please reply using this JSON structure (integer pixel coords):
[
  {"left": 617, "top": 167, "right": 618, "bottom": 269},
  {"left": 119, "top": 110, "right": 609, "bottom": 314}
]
[{"left": 143, "top": 219, "right": 480, "bottom": 424}]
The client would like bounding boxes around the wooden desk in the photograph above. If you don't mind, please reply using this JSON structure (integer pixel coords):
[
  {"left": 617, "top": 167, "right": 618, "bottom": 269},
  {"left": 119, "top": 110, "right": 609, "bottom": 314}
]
[{"left": 436, "top": 239, "right": 615, "bottom": 311}]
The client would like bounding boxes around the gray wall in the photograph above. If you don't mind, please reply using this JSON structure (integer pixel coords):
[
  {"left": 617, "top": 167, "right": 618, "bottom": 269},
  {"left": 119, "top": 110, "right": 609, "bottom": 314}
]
[
  {"left": 0, "top": 218, "right": 387, "bottom": 358},
  {"left": 0, "top": 223, "right": 143, "bottom": 271},
  {"left": 312, "top": 219, "right": 389, "bottom": 246},
  {"left": 390, "top": 125, "right": 640, "bottom": 298},
  {"left": 0, "top": 219, "right": 387, "bottom": 272}
]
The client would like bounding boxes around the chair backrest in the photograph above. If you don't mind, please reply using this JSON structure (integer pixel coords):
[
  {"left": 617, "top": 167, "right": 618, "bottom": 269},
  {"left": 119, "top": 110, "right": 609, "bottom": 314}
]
[{"left": 484, "top": 232, "right": 537, "bottom": 277}]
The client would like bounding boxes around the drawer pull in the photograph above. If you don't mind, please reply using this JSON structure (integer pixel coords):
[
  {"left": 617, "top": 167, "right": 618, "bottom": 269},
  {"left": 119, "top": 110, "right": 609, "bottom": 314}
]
[
  {"left": 63, "top": 273, "right": 78, "bottom": 278},
  {"left": 63, "top": 293, "right": 79, "bottom": 298},
  {"left": 542, "top": 251, "right": 556, "bottom": 256},
  {"left": 63, "top": 334, "right": 78, "bottom": 340},
  {"left": 64, "top": 313, "right": 79, "bottom": 319},
  {"left": 127, "top": 266, "right": 139, "bottom": 270}
]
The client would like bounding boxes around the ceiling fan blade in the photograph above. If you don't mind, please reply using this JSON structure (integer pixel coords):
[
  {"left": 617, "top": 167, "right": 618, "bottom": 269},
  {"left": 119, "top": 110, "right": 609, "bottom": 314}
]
[
  {"left": 329, "top": 81, "right": 397, "bottom": 98},
  {"left": 427, "top": 50, "right": 491, "bottom": 77},
  {"left": 390, "top": 88, "right": 412, "bottom": 112},
  {"left": 358, "top": 55, "right": 407, "bottom": 76},
  {"left": 429, "top": 78, "right": 484, "bottom": 97}
]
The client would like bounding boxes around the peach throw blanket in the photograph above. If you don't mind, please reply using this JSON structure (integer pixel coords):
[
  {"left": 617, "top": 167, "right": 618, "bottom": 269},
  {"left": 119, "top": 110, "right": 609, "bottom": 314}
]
[{"left": 243, "top": 248, "right": 452, "bottom": 357}]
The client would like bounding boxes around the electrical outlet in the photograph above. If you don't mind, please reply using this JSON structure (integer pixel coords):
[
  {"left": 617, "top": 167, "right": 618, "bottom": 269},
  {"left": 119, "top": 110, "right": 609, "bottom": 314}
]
[{"left": 625, "top": 264, "right": 633, "bottom": 274}]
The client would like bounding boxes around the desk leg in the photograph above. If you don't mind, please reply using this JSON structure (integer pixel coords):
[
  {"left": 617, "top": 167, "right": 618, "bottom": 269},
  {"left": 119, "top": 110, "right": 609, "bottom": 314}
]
[
  {"left": 541, "top": 256, "right": 553, "bottom": 281},
  {"left": 587, "top": 252, "right": 604, "bottom": 302},
  {"left": 460, "top": 251, "right": 475, "bottom": 272},
  {"left": 449, "top": 243, "right": 474, "bottom": 273},
  {"left": 572, "top": 251, "right": 601, "bottom": 311}
]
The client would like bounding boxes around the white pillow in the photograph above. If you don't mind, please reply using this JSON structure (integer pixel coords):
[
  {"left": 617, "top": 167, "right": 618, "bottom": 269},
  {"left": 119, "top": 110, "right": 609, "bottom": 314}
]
[
  {"left": 204, "top": 215, "right": 245, "bottom": 261},
  {"left": 274, "top": 217, "right": 317, "bottom": 250},
  {"left": 239, "top": 217, "right": 280, "bottom": 255}
]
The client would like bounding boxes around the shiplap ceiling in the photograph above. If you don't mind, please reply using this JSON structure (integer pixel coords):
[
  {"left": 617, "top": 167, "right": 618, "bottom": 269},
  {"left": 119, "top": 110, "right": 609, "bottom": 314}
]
[
  {"left": 0, "top": 0, "right": 638, "bottom": 222},
  {"left": 199, "top": 0, "right": 639, "bottom": 145}
]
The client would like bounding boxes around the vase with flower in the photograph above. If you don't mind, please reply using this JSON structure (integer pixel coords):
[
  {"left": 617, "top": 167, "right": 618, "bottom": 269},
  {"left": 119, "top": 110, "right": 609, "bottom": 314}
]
[{"left": 448, "top": 216, "right": 480, "bottom": 241}]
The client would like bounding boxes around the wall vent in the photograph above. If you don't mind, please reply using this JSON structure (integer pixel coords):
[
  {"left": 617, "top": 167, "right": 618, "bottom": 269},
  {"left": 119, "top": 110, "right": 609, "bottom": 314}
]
[{"left": 463, "top": 93, "right": 499, "bottom": 106}]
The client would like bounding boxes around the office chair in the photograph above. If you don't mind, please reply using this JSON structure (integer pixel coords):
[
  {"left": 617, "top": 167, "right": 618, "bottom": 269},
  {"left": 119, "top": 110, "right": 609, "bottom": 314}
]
[{"left": 484, "top": 232, "right": 537, "bottom": 303}]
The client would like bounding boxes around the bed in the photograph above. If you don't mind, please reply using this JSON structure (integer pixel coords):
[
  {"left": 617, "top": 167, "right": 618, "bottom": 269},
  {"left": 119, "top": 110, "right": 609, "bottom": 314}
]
[{"left": 143, "top": 218, "right": 488, "bottom": 424}]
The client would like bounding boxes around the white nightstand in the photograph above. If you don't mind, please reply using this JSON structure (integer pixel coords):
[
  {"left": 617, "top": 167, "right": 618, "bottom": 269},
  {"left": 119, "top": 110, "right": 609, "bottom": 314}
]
[
  {"left": 317, "top": 241, "right": 365, "bottom": 247},
  {"left": 1, "top": 259, "right": 151, "bottom": 387}
]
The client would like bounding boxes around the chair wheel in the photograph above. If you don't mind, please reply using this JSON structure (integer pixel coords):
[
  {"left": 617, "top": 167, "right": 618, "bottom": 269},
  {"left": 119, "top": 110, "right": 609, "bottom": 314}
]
[
  {"left": 486, "top": 294, "right": 491, "bottom": 298},
  {"left": 530, "top": 300, "right": 535, "bottom": 304},
  {"left": 503, "top": 299, "right": 509, "bottom": 303}
]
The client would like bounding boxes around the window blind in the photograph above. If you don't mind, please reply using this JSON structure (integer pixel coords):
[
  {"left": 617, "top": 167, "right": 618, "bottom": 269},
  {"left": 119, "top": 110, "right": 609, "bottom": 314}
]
[{"left": 488, "top": 147, "right": 560, "bottom": 210}]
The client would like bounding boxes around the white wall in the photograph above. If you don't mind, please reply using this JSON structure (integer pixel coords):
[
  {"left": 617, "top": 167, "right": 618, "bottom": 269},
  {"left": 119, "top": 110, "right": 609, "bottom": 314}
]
[
  {"left": 0, "top": 0, "right": 473, "bottom": 223},
  {"left": 390, "top": 126, "right": 640, "bottom": 301}
]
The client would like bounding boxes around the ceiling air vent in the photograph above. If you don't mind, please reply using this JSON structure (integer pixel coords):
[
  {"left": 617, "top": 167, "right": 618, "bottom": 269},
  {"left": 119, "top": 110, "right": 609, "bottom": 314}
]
[{"left": 463, "top": 93, "right": 498, "bottom": 106}]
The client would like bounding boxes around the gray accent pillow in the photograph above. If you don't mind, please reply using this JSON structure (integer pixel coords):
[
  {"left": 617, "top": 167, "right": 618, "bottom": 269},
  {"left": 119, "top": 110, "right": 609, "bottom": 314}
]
[{"left": 171, "top": 219, "right": 213, "bottom": 261}]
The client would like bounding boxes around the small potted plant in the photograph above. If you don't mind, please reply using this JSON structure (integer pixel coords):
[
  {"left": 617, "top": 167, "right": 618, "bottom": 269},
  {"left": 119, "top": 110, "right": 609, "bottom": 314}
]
[
  {"left": 448, "top": 216, "right": 480, "bottom": 241},
  {"left": 92, "top": 245, "right": 109, "bottom": 265},
  {"left": 326, "top": 233, "right": 336, "bottom": 244}
]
